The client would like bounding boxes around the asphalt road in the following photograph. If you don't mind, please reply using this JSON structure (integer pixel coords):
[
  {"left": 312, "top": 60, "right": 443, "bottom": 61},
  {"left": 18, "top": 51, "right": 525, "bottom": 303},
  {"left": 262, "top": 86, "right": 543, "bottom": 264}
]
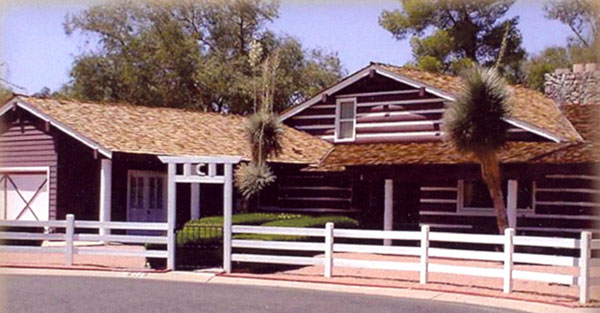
[{"left": 0, "top": 274, "right": 525, "bottom": 313}]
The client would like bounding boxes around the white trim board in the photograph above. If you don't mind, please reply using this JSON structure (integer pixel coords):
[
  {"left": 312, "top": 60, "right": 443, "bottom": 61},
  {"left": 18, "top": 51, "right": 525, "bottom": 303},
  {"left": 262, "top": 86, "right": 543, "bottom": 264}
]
[{"left": 0, "top": 98, "right": 113, "bottom": 158}]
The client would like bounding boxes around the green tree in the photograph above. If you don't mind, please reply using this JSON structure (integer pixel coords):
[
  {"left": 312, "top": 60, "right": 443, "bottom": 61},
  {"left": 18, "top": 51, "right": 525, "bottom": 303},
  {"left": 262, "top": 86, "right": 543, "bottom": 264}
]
[
  {"left": 544, "top": 0, "right": 598, "bottom": 48},
  {"left": 442, "top": 66, "right": 511, "bottom": 234},
  {"left": 379, "top": 0, "right": 526, "bottom": 81},
  {"left": 522, "top": 46, "right": 571, "bottom": 92},
  {"left": 63, "top": 0, "right": 344, "bottom": 113},
  {"left": 0, "top": 83, "right": 12, "bottom": 103},
  {"left": 544, "top": 0, "right": 599, "bottom": 63}
]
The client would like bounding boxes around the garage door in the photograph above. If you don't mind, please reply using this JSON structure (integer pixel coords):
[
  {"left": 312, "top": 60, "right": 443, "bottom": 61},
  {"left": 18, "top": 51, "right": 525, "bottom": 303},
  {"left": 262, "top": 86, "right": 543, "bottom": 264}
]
[{"left": 0, "top": 171, "right": 49, "bottom": 221}]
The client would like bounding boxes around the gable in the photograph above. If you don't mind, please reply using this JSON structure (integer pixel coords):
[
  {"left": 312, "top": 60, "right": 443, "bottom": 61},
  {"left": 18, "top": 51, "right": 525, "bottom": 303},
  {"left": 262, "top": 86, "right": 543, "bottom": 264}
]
[{"left": 283, "top": 69, "right": 554, "bottom": 144}]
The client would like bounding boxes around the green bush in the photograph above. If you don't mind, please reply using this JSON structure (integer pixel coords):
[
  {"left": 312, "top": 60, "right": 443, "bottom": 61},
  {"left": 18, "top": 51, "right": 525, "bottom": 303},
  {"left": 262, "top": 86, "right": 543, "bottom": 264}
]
[
  {"left": 176, "top": 213, "right": 359, "bottom": 245},
  {"left": 177, "top": 212, "right": 306, "bottom": 246},
  {"left": 233, "top": 215, "right": 360, "bottom": 241},
  {"left": 185, "top": 212, "right": 306, "bottom": 226}
]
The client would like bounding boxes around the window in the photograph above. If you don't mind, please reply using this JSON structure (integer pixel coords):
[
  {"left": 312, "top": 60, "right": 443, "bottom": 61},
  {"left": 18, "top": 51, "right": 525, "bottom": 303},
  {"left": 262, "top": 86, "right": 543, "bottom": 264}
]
[
  {"left": 127, "top": 171, "right": 166, "bottom": 211},
  {"left": 461, "top": 180, "right": 533, "bottom": 210},
  {"left": 335, "top": 98, "right": 356, "bottom": 141}
]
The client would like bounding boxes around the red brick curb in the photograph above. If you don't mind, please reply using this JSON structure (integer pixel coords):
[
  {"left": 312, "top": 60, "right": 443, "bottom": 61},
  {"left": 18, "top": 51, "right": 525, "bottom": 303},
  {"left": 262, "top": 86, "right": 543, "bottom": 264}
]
[{"left": 0, "top": 264, "right": 169, "bottom": 273}]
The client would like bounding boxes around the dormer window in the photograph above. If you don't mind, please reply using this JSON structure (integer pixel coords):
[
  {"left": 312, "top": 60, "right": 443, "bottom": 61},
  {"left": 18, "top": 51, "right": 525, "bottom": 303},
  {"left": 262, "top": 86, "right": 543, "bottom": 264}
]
[{"left": 335, "top": 98, "right": 356, "bottom": 142}]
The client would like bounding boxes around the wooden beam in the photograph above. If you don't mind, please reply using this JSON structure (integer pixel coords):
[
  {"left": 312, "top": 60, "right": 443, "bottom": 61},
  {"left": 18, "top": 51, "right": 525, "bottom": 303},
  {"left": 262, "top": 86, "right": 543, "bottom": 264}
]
[
  {"left": 419, "top": 87, "right": 426, "bottom": 97},
  {"left": 369, "top": 69, "right": 375, "bottom": 78},
  {"left": 99, "top": 159, "right": 112, "bottom": 237},
  {"left": 93, "top": 149, "right": 98, "bottom": 160},
  {"left": 384, "top": 179, "right": 393, "bottom": 246},
  {"left": 321, "top": 93, "right": 328, "bottom": 103},
  {"left": 44, "top": 121, "right": 51, "bottom": 133}
]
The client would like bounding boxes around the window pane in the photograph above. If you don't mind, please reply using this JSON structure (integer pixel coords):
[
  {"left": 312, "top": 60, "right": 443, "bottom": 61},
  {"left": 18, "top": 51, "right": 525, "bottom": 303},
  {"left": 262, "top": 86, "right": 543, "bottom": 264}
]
[
  {"left": 339, "top": 121, "right": 354, "bottom": 139},
  {"left": 156, "top": 178, "right": 163, "bottom": 209},
  {"left": 340, "top": 101, "right": 355, "bottom": 119},
  {"left": 464, "top": 180, "right": 493, "bottom": 208},
  {"left": 129, "top": 177, "right": 137, "bottom": 208},
  {"left": 149, "top": 178, "right": 156, "bottom": 209},
  {"left": 137, "top": 177, "right": 144, "bottom": 208}
]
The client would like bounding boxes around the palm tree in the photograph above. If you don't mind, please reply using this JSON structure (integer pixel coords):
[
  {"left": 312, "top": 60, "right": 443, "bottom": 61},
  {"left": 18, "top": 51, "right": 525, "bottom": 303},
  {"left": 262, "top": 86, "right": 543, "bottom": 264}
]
[{"left": 442, "top": 66, "right": 510, "bottom": 233}]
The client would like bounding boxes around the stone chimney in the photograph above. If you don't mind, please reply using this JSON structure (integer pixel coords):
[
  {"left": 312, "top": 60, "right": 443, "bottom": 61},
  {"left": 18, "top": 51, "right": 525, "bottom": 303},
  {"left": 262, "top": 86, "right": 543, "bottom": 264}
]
[{"left": 544, "top": 63, "right": 600, "bottom": 106}]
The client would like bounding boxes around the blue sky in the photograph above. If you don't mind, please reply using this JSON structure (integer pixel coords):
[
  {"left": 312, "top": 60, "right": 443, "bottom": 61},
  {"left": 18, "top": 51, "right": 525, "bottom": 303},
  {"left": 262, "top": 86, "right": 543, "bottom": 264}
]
[{"left": 0, "top": 0, "right": 573, "bottom": 94}]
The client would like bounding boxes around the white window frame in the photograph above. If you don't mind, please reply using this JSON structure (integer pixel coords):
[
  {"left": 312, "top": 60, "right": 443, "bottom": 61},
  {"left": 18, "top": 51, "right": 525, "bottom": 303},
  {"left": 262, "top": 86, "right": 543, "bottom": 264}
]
[
  {"left": 334, "top": 97, "right": 357, "bottom": 142},
  {"left": 126, "top": 170, "right": 168, "bottom": 218},
  {"left": 456, "top": 179, "right": 535, "bottom": 213}
]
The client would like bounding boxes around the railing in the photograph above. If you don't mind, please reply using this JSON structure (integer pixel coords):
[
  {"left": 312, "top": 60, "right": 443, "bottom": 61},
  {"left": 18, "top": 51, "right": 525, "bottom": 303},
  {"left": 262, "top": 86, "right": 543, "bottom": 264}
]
[
  {"left": 230, "top": 223, "right": 600, "bottom": 303},
  {"left": 0, "top": 214, "right": 169, "bottom": 266}
]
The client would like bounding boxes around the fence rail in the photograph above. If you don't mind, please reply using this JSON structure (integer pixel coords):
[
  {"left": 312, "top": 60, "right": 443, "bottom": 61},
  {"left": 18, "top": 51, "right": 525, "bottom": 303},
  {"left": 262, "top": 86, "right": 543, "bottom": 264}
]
[
  {"left": 0, "top": 214, "right": 169, "bottom": 265},
  {"left": 230, "top": 223, "right": 600, "bottom": 303}
]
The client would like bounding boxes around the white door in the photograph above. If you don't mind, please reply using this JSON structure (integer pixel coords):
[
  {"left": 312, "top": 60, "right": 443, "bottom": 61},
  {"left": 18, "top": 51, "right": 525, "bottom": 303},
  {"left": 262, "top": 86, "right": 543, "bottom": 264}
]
[
  {"left": 127, "top": 171, "right": 167, "bottom": 223},
  {"left": 0, "top": 171, "right": 49, "bottom": 221}
]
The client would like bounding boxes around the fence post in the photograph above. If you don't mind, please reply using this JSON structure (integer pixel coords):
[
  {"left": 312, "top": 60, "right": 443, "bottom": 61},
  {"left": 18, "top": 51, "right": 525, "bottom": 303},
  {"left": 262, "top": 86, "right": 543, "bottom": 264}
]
[
  {"left": 324, "top": 222, "right": 334, "bottom": 278},
  {"left": 579, "top": 231, "right": 591, "bottom": 303},
  {"left": 420, "top": 225, "right": 430, "bottom": 284},
  {"left": 65, "top": 214, "right": 74, "bottom": 266},
  {"left": 503, "top": 228, "right": 514, "bottom": 294}
]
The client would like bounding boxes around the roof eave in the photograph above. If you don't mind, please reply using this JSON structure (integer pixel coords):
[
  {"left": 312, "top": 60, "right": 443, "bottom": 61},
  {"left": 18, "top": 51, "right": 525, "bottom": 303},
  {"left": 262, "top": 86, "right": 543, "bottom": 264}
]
[{"left": 0, "top": 97, "right": 113, "bottom": 159}]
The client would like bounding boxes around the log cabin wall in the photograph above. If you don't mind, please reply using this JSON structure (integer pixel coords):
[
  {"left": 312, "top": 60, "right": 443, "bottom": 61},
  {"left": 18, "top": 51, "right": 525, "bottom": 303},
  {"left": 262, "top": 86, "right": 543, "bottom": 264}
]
[
  {"left": 285, "top": 73, "right": 542, "bottom": 144},
  {"left": 417, "top": 165, "right": 600, "bottom": 237}
]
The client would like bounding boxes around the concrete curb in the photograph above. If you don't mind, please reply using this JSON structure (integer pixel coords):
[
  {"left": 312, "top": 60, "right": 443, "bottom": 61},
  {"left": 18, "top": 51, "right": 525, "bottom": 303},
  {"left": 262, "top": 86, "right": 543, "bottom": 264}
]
[{"left": 0, "top": 267, "right": 596, "bottom": 313}]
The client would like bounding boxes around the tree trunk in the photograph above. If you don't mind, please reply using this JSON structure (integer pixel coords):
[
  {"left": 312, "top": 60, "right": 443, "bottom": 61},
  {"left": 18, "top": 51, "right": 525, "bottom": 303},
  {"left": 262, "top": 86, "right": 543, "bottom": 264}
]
[{"left": 477, "top": 150, "right": 508, "bottom": 234}]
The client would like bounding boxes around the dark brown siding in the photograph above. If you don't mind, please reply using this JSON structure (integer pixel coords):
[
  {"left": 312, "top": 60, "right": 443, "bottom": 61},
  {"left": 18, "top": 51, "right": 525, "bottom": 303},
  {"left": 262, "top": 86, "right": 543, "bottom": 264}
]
[
  {"left": 0, "top": 110, "right": 58, "bottom": 219},
  {"left": 55, "top": 131, "right": 99, "bottom": 220}
]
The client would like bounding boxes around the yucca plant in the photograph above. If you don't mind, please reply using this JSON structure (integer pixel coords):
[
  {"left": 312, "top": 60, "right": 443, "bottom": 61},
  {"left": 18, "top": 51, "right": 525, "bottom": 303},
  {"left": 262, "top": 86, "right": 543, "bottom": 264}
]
[
  {"left": 235, "top": 44, "right": 283, "bottom": 202},
  {"left": 442, "top": 65, "right": 510, "bottom": 234}
]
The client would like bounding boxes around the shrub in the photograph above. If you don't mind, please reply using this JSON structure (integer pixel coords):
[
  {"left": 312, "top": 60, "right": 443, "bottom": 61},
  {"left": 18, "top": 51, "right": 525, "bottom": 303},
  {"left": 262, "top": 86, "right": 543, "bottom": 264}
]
[
  {"left": 185, "top": 212, "right": 306, "bottom": 226},
  {"left": 233, "top": 215, "right": 360, "bottom": 241},
  {"left": 177, "top": 213, "right": 307, "bottom": 246}
]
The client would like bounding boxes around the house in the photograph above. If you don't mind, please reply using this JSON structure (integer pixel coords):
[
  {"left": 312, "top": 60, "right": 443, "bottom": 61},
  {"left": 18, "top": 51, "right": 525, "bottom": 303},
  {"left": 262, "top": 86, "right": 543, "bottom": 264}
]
[
  {"left": 0, "top": 95, "right": 329, "bottom": 230},
  {"left": 1, "top": 62, "right": 598, "bottom": 239},
  {"left": 274, "top": 62, "right": 599, "bottom": 237}
]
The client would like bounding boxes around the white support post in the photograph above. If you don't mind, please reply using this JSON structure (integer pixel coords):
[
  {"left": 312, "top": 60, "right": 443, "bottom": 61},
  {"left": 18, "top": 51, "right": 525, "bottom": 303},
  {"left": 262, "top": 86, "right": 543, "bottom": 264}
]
[
  {"left": 580, "top": 231, "right": 591, "bottom": 303},
  {"left": 65, "top": 214, "right": 74, "bottom": 266},
  {"left": 384, "top": 179, "right": 393, "bottom": 246},
  {"left": 167, "top": 163, "right": 176, "bottom": 271},
  {"left": 324, "top": 222, "right": 334, "bottom": 278},
  {"left": 503, "top": 228, "right": 515, "bottom": 294},
  {"left": 223, "top": 163, "right": 233, "bottom": 273},
  {"left": 507, "top": 180, "right": 518, "bottom": 229},
  {"left": 420, "top": 225, "right": 430, "bottom": 284},
  {"left": 190, "top": 183, "right": 200, "bottom": 220},
  {"left": 99, "top": 159, "right": 112, "bottom": 237}
]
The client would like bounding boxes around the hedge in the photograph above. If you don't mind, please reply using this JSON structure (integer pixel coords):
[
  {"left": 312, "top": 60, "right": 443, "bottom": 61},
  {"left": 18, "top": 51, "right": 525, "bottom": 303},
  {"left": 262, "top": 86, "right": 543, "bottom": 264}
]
[
  {"left": 177, "top": 213, "right": 360, "bottom": 246},
  {"left": 185, "top": 212, "right": 306, "bottom": 226},
  {"left": 233, "top": 215, "right": 360, "bottom": 241}
]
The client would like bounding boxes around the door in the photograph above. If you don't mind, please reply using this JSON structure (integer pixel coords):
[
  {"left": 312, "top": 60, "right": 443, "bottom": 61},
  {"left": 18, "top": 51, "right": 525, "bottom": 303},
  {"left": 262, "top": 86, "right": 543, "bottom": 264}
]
[
  {"left": 0, "top": 170, "right": 49, "bottom": 221},
  {"left": 127, "top": 171, "right": 167, "bottom": 223}
]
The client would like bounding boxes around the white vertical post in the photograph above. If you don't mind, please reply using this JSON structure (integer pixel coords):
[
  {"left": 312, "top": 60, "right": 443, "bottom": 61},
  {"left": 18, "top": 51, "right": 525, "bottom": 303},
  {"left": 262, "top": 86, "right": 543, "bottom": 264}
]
[
  {"left": 507, "top": 180, "right": 518, "bottom": 229},
  {"left": 99, "top": 159, "right": 112, "bottom": 237},
  {"left": 420, "top": 225, "right": 430, "bottom": 284},
  {"left": 580, "top": 231, "right": 591, "bottom": 303},
  {"left": 223, "top": 163, "right": 233, "bottom": 273},
  {"left": 190, "top": 183, "right": 200, "bottom": 220},
  {"left": 65, "top": 214, "right": 74, "bottom": 266},
  {"left": 384, "top": 179, "right": 393, "bottom": 246},
  {"left": 166, "top": 163, "right": 176, "bottom": 271},
  {"left": 324, "top": 222, "right": 334, "bottom": 278},
  {"left": 503, "top": 228, "right": 514, "bottom": 293}
]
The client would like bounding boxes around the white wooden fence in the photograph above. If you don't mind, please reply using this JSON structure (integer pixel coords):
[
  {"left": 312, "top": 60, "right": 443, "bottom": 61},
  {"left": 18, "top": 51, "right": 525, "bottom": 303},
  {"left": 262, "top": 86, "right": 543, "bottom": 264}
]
[
  {"left": 229, "top": 223, "right": 600, "bottom": 303},
  {"left": 0, "top": 214, "right": 169, "bottom": 266}
]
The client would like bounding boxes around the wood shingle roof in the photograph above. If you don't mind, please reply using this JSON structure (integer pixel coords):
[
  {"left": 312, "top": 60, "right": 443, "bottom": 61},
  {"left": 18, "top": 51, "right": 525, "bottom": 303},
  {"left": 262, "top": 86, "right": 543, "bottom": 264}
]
[{"left": 7, "top": 95, "right": 331, "bottom": 164}]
